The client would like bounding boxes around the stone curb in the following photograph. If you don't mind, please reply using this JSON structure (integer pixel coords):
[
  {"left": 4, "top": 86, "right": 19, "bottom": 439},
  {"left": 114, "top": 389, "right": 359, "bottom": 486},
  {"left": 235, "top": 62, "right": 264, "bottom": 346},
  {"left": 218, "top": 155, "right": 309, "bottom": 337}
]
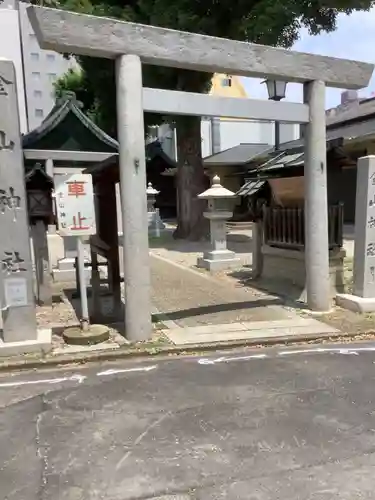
[{"left": 0, "top": 329, "right": 365, "bottom": 373}]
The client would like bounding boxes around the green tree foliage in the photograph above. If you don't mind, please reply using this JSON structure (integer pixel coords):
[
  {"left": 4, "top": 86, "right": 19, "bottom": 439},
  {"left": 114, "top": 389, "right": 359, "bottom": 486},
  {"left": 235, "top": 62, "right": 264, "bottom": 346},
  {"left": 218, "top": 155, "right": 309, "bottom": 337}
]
[{"left": 48, "top": 0, "right": 374, "bottom": 238}]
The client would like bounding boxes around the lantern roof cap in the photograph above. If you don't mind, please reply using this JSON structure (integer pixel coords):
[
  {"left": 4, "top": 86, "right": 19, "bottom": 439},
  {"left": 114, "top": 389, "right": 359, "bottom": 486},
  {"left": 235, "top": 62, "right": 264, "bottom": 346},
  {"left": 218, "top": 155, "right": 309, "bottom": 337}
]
[
  {"left": 146, "top": 182, "right": 160, "bottom": 195},
  {"left": 198, "top": 175, "right": 236, "bottom": 199}
]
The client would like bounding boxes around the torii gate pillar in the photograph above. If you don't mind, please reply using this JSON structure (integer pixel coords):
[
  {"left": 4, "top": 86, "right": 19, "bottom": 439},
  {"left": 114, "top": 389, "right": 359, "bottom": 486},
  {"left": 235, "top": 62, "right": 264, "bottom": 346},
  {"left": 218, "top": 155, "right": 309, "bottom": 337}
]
[
  {"left": 304, "top": 80, "right": 330, "bottom": 312},
  {"left": 116, "top": 54, "right": 152, "bottom": 341}
]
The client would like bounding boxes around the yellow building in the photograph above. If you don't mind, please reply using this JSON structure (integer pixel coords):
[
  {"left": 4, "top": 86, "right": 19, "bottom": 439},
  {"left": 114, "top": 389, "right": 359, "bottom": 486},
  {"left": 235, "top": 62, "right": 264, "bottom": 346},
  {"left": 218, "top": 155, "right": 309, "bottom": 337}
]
[
  {"left": 209, "top": 73, "right": 248, "bottom": 100},
  {"left": 203, "top": 74, "right": 257, "bottom": 192}
]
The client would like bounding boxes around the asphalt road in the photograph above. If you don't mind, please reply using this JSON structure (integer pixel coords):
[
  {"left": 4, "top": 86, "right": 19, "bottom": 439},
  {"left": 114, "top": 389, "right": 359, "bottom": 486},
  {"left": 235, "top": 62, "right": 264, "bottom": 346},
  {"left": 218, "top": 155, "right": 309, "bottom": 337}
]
[{"left": 1, "top": 343, "right": 375, "bottom": 499}]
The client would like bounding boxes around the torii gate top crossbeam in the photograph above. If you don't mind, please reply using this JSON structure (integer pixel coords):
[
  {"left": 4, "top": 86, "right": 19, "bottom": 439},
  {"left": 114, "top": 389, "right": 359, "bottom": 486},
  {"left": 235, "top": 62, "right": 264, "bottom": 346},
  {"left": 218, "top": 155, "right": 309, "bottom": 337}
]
[{"left": 28, "top": 6, "right": 373, "bottom": 90}]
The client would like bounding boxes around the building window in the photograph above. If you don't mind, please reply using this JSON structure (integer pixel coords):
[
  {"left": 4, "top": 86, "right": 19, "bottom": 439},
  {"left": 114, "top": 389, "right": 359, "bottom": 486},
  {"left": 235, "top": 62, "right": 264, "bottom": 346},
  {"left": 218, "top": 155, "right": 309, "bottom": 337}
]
[
  {"left": 32, "top": 71, "right": 40, "bottom": 80},
  {"left": 30, "top": 52, "right": 39, "bottom": 61},
  {"left": 35, "top": 108, "right": 44, "bottom": 118},
  {"left": 47, "top": 72, "right": 57, "bottom": 82},
  {"left": 46, "top": 53, "right": 55, "bottom": 62},
  {"left": 221, "top": 77, "right": 232, "bottom": 87},
  {"left": 34, "top": 90, "right": 42, "bottom": 98}
]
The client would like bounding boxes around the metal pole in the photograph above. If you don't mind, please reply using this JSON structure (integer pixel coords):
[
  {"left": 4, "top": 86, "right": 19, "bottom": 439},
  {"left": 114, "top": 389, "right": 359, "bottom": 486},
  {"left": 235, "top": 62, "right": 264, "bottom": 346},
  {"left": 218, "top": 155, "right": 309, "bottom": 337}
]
[
  {"left": 304, "top": 80, "right": 330, "bottom": 311},
  {"left": 274, "top": 121, "right": 280, "bottom": 150},
  {"left": 155, "top": 208, "right": 161, "bottom": 238},
  {"left": 115, "top": 54, "right": 152, "bottom": 341},
  {"left": 252, "top": 221, "right": 264, "bottom": 278},
  {"left": 210, "top": 117, "right": 221, "bottom": 154},
  {"left": 77, "top": 236, "right": 89, "bottom": 330}
]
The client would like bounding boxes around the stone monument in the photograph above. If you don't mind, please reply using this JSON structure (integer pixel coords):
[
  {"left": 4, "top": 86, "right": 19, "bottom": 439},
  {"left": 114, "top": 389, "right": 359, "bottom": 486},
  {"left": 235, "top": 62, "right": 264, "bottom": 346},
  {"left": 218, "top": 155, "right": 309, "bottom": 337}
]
[
  {"left": 0, "top": 59, "right": 51, "bottom": 354},
  {"left": 197, "top": 175, "right": 240, "bottom": 271},
  {"left": 337, "top": 155, "right": 375, "bottom": 312}
]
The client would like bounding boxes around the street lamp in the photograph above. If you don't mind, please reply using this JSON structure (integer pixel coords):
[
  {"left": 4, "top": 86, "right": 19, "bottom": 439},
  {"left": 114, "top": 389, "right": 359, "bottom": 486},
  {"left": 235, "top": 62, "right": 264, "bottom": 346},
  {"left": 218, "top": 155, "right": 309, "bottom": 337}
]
[{"left": 263, "top": 79, "right": 288, "bottom": 150}]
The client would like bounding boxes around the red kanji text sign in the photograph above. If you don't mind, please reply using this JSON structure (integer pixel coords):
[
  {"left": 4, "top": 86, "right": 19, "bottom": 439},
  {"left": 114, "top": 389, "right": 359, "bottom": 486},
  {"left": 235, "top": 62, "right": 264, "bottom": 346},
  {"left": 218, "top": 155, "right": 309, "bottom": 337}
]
[
  {"left": 54, "top": 173, "right": 96, "bottom": 237},
  {"left": 67, "top": 180, "right": 86, "bottom": 198}
]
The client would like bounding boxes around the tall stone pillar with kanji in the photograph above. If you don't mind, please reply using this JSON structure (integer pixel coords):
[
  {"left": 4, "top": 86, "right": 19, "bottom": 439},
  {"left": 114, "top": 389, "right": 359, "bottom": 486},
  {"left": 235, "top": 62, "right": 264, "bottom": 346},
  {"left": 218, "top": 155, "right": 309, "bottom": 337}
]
[
  {"left": 337, "top": 155, "right": 375, "bottom": 312},
  {"left": 0, "top": 60, "right": 38, "bottom": 342}
]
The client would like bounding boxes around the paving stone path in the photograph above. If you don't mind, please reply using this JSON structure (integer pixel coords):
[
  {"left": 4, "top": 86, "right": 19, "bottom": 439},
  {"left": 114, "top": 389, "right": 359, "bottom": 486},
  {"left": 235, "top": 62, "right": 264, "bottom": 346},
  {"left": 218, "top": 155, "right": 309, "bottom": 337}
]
[{"left": 150, "top": 255, "right": 295, "bottom": 327}]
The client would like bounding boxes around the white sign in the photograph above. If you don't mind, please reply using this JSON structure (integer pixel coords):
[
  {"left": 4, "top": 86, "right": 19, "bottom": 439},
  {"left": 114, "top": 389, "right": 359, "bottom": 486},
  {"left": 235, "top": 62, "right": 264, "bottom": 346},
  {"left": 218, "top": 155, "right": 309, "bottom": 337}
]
[
  {"left": 54, "top": 174, "right": 96, "bottom": 237},
  {"left": 4, "top": 277, "right": 28, "bottom": 308}
]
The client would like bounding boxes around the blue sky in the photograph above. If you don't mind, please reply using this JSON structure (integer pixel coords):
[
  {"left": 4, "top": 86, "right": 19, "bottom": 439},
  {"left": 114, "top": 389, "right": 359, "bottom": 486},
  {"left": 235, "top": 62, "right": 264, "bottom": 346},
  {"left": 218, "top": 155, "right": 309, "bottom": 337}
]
[{"left": 242, "top": 8, "right": 375, "bottom": 109}]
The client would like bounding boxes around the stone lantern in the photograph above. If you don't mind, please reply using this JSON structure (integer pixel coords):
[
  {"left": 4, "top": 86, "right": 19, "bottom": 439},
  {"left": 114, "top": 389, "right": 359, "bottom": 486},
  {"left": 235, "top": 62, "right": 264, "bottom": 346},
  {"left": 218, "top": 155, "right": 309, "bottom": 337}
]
[
  {"left": 197, "top": 175, "right": 240, "bottom": 271},
  {"left": 146, "top": 182, "right": 164, "bottom": 237},
  {"left": 146, "top": 181, "right": 159, "bottom": 211}
]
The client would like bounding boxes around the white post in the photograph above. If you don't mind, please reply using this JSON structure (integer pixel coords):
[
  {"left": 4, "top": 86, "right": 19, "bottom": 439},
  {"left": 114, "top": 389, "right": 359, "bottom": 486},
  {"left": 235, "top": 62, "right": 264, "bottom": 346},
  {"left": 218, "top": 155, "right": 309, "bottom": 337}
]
[
  {"left": 304, "top": 80, "right": 330, "bottom": 311},
  {"left": 115, "top": 182, "right": 123, "bottom": 235},
  {"left": 77, "top": 236, "right": 89, "bottom": 330},
  {"left": 115, "top": 54, "right": 152, "bottom": 341},
  {"left": 155, "top": 208, "right": 161, "bottom": 238}
]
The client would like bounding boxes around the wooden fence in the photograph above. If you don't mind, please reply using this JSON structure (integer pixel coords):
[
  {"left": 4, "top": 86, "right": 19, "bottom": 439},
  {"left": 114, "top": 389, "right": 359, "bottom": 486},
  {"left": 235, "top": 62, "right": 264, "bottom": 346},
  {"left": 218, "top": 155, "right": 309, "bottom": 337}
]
[{"left": 263, "top": 204, "right": 344, "bottom": 251}]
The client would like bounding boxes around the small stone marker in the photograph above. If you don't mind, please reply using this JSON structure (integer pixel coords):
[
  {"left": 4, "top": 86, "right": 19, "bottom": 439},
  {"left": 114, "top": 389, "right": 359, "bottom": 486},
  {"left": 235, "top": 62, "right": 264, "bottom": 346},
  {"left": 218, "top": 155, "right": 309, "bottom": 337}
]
[
  {"left": 0, "top": 60, "right": 37, "bottom": 341},
  {"left": 336, "top": 155, "right": 375, "bottom": 312}
]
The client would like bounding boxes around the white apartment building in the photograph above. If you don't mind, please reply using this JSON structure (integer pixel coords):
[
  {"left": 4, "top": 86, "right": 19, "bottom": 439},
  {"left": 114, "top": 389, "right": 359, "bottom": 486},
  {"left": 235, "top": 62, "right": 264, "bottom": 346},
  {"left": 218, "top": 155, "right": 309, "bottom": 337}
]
[{"left": 0, "top": 0, "right": 76, "bottom": 133}]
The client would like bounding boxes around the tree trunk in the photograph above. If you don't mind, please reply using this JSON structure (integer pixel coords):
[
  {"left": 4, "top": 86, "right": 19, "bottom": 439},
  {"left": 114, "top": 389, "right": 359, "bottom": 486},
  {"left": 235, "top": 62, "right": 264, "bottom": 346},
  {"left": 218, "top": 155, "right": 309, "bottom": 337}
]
[{"left": 173, "top": 115, "right": 209, "bottom": 240}]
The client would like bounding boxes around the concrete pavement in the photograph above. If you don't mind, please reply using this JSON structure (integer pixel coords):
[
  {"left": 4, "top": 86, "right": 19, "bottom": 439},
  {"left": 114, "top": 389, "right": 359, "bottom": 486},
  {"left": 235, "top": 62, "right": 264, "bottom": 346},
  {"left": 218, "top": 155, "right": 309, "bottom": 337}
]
[
  {"left": 150, "top": 254, "right": 296, "bottom": 327},
  {"left": 2, "top": 343, "right": 375, "bottom": 499}
]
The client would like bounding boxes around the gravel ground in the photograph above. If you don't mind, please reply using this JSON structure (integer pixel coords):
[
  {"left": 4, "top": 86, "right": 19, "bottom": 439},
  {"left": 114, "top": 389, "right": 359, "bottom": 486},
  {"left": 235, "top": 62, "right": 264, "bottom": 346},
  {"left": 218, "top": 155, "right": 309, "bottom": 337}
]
[
  {"left": 314, "top": 308, "right": 375, "bottom": 335},
  {"left": 35, "top": 283, "right": 168, "bottom": 354},
  {"left": 149, "top": 228, "right": 253, "bottom": 268}
]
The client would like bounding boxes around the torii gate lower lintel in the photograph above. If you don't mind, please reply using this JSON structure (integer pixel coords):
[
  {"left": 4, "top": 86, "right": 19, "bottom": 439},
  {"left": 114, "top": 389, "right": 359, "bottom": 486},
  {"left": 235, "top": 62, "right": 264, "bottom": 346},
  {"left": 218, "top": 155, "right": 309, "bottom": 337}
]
[{"left": 27, "top": 6, "right": 374, "bottom": 341}]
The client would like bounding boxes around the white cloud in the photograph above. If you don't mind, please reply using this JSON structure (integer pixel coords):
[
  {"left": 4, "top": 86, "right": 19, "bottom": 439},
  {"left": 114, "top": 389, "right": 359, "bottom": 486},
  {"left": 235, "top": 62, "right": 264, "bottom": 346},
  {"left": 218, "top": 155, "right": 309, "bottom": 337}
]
[{"left": 242, "top": 8, "right": 375, "bottom": 108}]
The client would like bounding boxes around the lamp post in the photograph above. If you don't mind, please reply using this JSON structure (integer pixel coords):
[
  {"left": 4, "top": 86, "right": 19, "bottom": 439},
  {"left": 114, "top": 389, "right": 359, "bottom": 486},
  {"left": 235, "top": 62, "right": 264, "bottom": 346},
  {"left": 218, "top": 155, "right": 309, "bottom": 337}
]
[{"left": 263, "top": 79, "right": 287, "bottom": 150}]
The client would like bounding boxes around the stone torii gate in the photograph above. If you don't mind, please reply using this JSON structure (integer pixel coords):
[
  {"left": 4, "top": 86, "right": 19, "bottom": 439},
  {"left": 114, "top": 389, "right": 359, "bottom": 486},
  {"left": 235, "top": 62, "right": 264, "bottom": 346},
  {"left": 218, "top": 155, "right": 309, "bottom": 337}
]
[{"left": 28, "top": 6, "right": 373, "bottom": 341}]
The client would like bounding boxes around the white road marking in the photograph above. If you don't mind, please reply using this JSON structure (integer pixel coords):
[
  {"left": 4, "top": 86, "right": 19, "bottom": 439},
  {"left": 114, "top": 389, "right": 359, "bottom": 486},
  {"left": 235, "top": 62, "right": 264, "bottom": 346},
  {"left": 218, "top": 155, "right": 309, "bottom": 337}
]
[
  {"left": 0, "top": 365, "right": 157, "bottom": 389},
  {"left": 198, "top": 354, "right": 268, "bottom": 365},
  {"left": 96, "top": 365, "right": 158, "bottom": 377},
  {"left": 0, "top": 373, "right": 86, "bottom": 388},
  {"left": 336, "top": 349, "right": 359, "bottom": 356},
  {"left": 278, "top": 347, "right": 375, "bottom": 356},
  {"left": 278, "top": 348, "right": 327, "bottom": 356},
  {"left": 198, "top": 346, "right": 375, "bottom": 365}
]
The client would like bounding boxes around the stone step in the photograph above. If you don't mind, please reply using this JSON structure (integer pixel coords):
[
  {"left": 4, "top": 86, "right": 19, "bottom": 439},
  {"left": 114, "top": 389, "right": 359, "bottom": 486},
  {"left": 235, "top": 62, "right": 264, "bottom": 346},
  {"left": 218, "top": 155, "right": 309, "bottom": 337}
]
[
  {"left": 227, "top": 221, "right": 253, "bottom": 230},
  {"left": 165, "top": 317, "right": 339, "bottom": 345}
]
